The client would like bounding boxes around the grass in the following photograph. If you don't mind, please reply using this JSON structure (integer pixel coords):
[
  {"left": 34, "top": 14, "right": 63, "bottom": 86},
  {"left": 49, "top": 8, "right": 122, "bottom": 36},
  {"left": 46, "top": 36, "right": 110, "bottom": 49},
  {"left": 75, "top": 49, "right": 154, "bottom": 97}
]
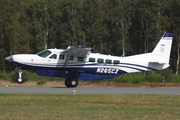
[{"left": 0, "top": 94, "right": 180, "bottom": 120}]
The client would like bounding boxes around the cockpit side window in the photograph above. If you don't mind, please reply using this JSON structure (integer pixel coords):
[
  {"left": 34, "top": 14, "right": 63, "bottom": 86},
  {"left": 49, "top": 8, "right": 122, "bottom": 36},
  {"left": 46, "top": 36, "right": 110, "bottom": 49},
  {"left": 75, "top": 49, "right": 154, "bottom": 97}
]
[
  {"left": 49, "top": 54, "right": 57, "bottom": 59},
  {"left": 37, "top": 50, "right": 52, "bottom": 58}
]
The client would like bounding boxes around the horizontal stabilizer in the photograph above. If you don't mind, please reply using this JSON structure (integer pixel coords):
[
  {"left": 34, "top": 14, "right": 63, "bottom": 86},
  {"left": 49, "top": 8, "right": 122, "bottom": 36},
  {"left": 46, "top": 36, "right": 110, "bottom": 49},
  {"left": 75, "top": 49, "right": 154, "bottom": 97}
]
[{"left": 148, "top": 61, "right": 166, "bottom": 64}]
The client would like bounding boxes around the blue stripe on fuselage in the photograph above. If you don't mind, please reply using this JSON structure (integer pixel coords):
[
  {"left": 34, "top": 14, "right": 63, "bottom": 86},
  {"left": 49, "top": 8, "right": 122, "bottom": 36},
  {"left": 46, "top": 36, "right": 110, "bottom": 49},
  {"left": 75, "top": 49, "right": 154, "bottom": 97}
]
[{"left": 36, "top": 68, "right": 126, "bottom": 80}]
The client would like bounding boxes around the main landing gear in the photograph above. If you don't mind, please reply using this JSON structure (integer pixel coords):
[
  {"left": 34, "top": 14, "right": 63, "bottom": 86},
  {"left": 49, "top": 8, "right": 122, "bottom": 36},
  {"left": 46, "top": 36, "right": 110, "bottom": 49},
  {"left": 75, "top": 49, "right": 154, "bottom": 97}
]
[{"left": 65, "top": 78, "right": 79, "bottom": 88}]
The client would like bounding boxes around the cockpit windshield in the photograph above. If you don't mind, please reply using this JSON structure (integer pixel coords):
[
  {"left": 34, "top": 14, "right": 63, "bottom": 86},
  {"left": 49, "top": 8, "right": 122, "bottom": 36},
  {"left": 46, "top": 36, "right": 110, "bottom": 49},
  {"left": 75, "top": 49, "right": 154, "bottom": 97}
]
[{"left": 37, "top": 50, "right": 52, "bottom": 58}]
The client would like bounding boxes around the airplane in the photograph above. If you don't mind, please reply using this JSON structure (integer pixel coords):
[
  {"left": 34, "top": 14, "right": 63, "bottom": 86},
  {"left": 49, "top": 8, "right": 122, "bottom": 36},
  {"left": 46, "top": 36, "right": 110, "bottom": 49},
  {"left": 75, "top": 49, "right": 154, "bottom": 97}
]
[{"left": 5, "top": 32, "right": 173, "bottom": 87}]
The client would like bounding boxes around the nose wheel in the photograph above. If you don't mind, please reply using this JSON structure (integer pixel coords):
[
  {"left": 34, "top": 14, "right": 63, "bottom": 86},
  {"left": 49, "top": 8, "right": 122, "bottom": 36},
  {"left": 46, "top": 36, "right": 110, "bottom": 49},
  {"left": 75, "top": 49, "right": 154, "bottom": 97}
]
[{"left": 65, "top": 78, "right": 78, "bottom": 87}]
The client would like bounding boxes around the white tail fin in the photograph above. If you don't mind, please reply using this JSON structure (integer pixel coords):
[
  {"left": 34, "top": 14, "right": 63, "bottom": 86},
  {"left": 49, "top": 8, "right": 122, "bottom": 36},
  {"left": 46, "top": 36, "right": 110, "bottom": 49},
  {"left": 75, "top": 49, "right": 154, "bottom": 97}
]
[{"left": 151, "top": 32, "right": 173, "bottom": 64}]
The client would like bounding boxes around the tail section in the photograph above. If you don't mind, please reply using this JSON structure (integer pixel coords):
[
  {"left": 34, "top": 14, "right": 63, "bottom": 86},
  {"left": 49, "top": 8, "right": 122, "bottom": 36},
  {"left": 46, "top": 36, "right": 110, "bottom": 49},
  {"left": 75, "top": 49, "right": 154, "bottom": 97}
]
[
  {"left": 151, "top": 32, "right": 173, "bottom": 64},
  {"left": 122, "top": 32, "right": 173, "bottom": 72}
]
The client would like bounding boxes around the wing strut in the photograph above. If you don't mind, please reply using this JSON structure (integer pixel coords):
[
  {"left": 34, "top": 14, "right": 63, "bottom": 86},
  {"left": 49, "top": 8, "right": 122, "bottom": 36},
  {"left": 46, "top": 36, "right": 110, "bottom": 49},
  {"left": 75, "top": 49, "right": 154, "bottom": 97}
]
[{"left": 63, "top": 50, "right": 71, "bottom": 68}]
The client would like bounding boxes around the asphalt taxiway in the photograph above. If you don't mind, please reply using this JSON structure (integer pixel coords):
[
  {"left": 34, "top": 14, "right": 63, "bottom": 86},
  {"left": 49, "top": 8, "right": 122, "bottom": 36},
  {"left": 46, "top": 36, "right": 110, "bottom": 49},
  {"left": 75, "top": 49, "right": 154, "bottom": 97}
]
[{"left": 0, "top": 86, "right": 180, "bottom": 95}]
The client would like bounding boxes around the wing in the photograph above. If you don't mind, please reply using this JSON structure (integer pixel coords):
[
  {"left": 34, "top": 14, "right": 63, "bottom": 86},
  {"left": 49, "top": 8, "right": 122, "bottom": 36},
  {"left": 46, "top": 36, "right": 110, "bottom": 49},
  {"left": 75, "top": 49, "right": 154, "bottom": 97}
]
[{"left": 62, "top": 45, "right": 91, "bottom": 68}]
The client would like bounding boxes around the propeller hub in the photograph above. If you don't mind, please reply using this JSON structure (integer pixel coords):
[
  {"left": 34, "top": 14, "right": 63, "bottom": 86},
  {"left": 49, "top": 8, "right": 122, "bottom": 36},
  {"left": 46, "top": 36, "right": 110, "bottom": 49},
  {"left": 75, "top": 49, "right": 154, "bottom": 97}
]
[{"left": 5, "top": 55, "right": 13, "bottom": 62}]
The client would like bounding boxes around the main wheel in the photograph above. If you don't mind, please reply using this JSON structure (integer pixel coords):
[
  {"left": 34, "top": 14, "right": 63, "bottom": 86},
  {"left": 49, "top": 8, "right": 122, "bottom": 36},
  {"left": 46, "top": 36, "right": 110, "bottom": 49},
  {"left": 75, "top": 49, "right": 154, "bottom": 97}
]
[{"left": 65, "top": 78, "right": 78, "bottom": 88}]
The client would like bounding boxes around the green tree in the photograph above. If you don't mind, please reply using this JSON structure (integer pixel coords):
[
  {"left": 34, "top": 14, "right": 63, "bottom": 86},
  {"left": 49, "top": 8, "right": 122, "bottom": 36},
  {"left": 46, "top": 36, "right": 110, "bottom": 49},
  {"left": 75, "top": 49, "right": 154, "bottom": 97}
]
[
  {"left": 48, "top": 0, "right": 86, "bottom": 49},
  {"left": 27, "top": 0, "right": 51, "bottom": 51},
  {"left": 82, "top": 0, "right": 108, "bottom": 53},
  {"left": 105, "top": 0, "right": 132, "bottom": 56},
  {"left": 2, "top": 0, "right": 32, "bottom": 72},
  {"left": 168, "top": 0, "right": 180, "bottom": 74}
]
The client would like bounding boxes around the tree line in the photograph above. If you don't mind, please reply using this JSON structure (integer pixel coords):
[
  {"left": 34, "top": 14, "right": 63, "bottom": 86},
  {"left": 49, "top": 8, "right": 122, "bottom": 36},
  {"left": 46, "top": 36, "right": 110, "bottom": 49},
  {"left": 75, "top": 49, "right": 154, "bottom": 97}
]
[{"left": 0, "top": 0, "right": 180, "bottom": 74}]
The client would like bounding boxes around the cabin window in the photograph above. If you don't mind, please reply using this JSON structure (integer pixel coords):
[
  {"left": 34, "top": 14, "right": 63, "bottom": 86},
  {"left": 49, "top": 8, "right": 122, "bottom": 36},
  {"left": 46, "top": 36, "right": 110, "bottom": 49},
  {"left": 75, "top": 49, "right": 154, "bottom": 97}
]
[
  {"left": 89, "top": 57, "right": 95, "bottom": 62},
  {"left": 105, "top": 59, "right": 112, "bottom": 64},
  {"left": 78, "top": 57, "right": 84, "bottom": 61},
  {"left": 49, "top": 54, "right": 57, "bottom": 59},
  {"left": 37, "top": 50, "right": 52, "bottom": 58},
  {"left": 59, "top": 54, "right": 64, "bottom": 60},
  {"left": 97, "top": 58, "right": 104, "bottom": 63},
  {"left": 69, "top": 55, "right": 74, "bottom": 60},
  {"left": 113, "top": 60, "right": 120, "bottom": 64}
]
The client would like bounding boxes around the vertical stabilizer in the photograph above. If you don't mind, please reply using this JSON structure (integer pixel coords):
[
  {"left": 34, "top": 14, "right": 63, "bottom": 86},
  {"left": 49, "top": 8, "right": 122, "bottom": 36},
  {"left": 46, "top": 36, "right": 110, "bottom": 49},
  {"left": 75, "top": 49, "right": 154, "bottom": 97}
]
[{"left": 152, "top": 32, "right": 173, "bottom": 64}]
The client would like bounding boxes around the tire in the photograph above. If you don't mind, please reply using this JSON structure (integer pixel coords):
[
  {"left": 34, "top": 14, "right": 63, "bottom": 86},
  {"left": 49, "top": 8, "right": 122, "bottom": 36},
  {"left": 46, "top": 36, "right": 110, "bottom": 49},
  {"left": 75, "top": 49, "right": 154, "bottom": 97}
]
[
  {"left": 65, "top": 78, "right": 71, "bottom": 87},
  {"left": 65, "top": 78, "right": 78, "bottom": 88},
  {"left": 16, "top": 78, "right": 24, "bottom": 84}
]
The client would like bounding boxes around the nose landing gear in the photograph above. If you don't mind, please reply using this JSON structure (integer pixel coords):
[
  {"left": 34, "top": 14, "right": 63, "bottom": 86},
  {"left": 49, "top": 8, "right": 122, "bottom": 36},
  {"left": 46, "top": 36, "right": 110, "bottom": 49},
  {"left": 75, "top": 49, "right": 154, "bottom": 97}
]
[{"left": 17, "top": 69, "right": 24, "bottom": 84}]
